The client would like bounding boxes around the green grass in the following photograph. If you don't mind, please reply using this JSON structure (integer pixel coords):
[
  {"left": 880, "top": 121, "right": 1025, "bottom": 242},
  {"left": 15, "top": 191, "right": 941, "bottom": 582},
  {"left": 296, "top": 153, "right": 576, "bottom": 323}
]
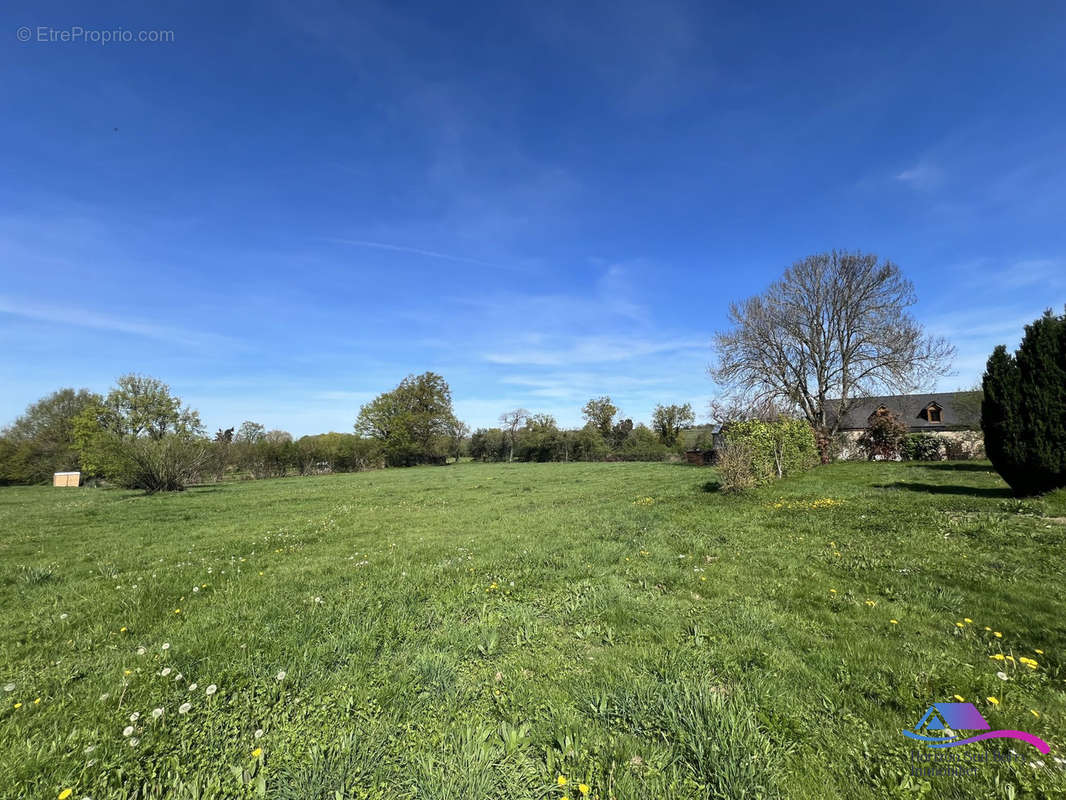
[{"left": 1, "top": 461, "right": 1064, "bottom": 799}]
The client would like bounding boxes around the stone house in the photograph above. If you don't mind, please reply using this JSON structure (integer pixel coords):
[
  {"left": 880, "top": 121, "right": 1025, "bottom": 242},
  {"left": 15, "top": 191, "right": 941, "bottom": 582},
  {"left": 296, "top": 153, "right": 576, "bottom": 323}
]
[{"left": 830, "top": 391, "right": 983, "bottom": 459}]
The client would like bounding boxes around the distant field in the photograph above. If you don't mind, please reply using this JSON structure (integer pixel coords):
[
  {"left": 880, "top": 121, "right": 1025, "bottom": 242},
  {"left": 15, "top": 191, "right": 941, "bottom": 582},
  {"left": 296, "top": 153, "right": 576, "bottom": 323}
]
[{"left": 1, "top": 462, "right": 1064, "bottom": 799}]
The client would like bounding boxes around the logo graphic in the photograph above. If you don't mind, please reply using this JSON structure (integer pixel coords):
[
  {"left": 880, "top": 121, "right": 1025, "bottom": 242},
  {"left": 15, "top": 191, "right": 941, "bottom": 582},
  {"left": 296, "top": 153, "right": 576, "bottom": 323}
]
[{"left": 901, "top": 702, "right": 1049, "bottom": 753}]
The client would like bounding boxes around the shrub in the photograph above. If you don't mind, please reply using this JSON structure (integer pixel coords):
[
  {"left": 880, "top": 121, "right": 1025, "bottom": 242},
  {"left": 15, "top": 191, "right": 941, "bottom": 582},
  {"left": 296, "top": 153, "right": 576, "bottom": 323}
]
[
  {"left": 858, "top": 410, "right": 908, "bottom": 460},
  {"left": 901, "top": 433, "right": 943, "bottom": 461},
  {"left": 943, "top": 431, "right": 985, "bottom": 460},
  {"left": 716, "top": 440, "right": 757, "bottom": 492},
  {"left": 718, "top": 418, "right": 818, "bottom": 488},
  {"left": 982, "top": 308, "right": 1066, "bottom": 495}
]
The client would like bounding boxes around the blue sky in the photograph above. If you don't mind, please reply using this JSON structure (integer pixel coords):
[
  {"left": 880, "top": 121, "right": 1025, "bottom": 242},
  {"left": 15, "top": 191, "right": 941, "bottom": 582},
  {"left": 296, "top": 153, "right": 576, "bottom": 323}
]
[{"left": 2, "top": 1, "right": 1065, "bottom": 435}]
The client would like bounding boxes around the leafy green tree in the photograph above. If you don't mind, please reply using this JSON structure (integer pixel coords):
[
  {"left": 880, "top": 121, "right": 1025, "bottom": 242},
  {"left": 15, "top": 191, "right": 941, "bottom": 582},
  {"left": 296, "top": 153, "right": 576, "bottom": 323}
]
[
  {"left": 573, "top": 423, "right": 609, "bottom": 461},
  {"left": 0, "top": 388, "right": 101, "bottom": 483},
  {"left": 651, "top": 403, "right": 695, "bottom": 445},
  {"left": 235, "top": 421, "right": 266, "bottom": 443},
  {"left": 982, "top": 308, "right": 1066, "bottom": 495},
  {"left": 516, "top": 414, "right": 564, "bottom": 462},
  {"left": 581, "top": 397, "right": 617, "bottom": 439},
  {"left": 469, "top": 428, "right": 508, "bottom": 462},
  {"left": 102, "top": 374, "right": 202, "bottom": 439},
  {"left": 618, "top": 424, "right": 668, "bottom": 461},
  {"left": 355, "top": 372, "right": 455, "bottom": 466},
  {"left": 72, "top": 376, "right": 207, "bottom": 492}
]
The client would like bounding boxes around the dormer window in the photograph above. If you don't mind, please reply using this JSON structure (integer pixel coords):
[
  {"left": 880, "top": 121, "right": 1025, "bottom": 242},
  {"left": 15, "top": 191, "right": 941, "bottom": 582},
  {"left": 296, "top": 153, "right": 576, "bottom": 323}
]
[{"left": 923, "top": 402, "right": 942, "bottom": 423}]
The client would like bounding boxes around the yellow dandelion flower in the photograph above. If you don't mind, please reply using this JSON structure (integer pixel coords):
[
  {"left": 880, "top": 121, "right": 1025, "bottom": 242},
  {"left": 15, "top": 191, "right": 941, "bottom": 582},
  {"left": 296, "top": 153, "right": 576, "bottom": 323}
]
[
  {"left": 579, "top": 784, "right": 590, "bottom": 796},
  {"left": 558, "top": 775, "right": 568, "bottom": 786},
  {"left": 1035, "top": 649, "right": 1044, "bottom": 655},
  {"left": 58, "top": 790, "right": 73, "bottom": 800},
  {"left": 13, "top": 702, "right": 21, "bottom": 709},
  {"left": 993, "top": 632, "right": 1002, "bottom": 638},
  {"left": 829, "top": 589, "right": 837, "bottom": 594},
  {"left": 990, "top": 653, "right": 1005, "bottom": 661},
  {"left": 964, "top": 618, "right": 973, "bottom": 623},
  {"left": 120, "top": 626, "right": 128, "bottom": 633},
  {"left": 953, "top": 694, "right": 964, "bottom": 702},
  {"left": 124, "top": 669, "right": 132, "bottom": 675},
  {"left": 1031, "top": 709, "right": 1040, "bottom": 718},
  {"left": 955, "top": 622, "right": 964, "bottom": 628},
  {"left": 984, "top": 626, "right": 991, "bottom": 631},
  {"left": 34, "top": 698, "right": 40, "bottom": 704},
  {"left": 890, "top": 619, "right": 898, "bottom": 624},
  {"left": 174, "top": 608, "right": 181, "bottom": 614},
  {"left": 987, "top": 696, "right": 999, "bottom": 705},
  {"left": 252, "top": 747, "right": 262, "bottom": 758}
]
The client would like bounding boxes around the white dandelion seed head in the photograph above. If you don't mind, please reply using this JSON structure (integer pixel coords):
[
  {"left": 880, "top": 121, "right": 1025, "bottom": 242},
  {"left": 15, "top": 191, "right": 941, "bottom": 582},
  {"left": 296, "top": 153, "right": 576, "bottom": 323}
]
[
  {"left": 129, "top": 737, "right": 139, "bottom": 747},
  {"left": 60, "top": 613, "right": 68, "bottom": 619},
  {"left": 152, "top": 707, "right": 163, "bottom": 718},
  {"left": 254, "top": 728, "right": 264, "bottom": 739},
  {"left": 136, "top": 647, "right": 146, "bottom": 655},
  {"left": 276, "top": 671, "right": 286, "bottom": 681},
  {"left": 188, "top": 683, "right": 197, "bottom": 691},
  {"left": 174, "top": 673, "right": 183, "bottom": 681},
  {"left": 996, "top": 671, "right": 1008, "bottom": 680},
  {"left": 122, "top": 725, "right": 134, "bottom": 737},
  {"left": 161, "top": 643, "right": 170, "bottom": 650},
  {"left": 129, "top": 712, "right": 140, "bottom": 722},
  {"left": 178, "top": 702, "right": 191, "bottom": 714},
  {"left": 2, "top": 683, "right": 14, "bottom": 692},
  {"left": 192, "top": 586, "right": 199, "bottom": 592},
  {"left": 161, "top": 668, "right": 172, "bottom": 677},
  {"left": 205, "top": 684, "right": 217, "bottom": 695}
]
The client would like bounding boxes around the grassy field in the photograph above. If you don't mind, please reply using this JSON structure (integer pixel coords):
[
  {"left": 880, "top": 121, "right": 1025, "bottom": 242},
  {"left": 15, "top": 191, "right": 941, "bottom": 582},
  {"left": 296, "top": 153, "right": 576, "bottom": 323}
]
[{"left": 1, "top": 461, "right": 1064, "bottom": 799}]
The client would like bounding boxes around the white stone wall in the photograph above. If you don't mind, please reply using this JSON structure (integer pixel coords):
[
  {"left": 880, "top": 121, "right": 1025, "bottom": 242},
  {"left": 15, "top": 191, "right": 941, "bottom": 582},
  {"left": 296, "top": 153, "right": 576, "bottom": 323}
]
[{"left": 834, "top": 429, "right": 985, "bottom": 461}]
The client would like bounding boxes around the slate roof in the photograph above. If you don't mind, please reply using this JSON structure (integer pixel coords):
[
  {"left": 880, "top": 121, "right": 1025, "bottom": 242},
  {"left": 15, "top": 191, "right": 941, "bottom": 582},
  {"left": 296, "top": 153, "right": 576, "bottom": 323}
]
[{"left": 829, "top": 391, "right": 982, "bottom": 431}]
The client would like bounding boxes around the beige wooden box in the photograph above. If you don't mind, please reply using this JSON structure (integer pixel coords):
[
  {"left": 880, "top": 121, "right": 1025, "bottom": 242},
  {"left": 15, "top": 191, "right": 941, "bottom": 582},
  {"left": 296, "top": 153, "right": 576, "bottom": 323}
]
[{"left": 53, "top": 471, "right": 81, "bottom": 487}]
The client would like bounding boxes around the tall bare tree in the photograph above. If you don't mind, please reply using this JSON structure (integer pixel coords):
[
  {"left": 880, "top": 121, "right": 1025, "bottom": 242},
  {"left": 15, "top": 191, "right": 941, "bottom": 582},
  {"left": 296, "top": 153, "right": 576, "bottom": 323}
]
[
  {"left": 499, "top": 408, "right": 529, "bottom": 462},
  {"left": 711, "top": 251, "right": 955, "bottom": 462}
]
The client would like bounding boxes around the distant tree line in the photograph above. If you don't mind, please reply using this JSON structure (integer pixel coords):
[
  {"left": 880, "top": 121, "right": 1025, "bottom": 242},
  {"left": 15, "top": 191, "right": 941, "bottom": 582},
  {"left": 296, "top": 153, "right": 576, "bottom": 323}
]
[{"left": 0, "top": 371, "right": 699, "bottom": 491}]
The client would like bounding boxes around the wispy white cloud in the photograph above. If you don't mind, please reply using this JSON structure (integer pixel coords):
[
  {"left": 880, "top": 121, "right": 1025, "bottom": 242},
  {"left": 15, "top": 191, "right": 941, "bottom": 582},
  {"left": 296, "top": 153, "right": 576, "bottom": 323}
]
[
  {"left": 484, "top": 334, "right": 705, "bottom": 366},
  {"left": 323, "top": 238, "right": 526, "bottom": 273},
  {"left": 895, "top": 162, "right": 943, "bottom": 190},
  {"left": 0, "top": 296, "right": 241, "bottom": 350}
]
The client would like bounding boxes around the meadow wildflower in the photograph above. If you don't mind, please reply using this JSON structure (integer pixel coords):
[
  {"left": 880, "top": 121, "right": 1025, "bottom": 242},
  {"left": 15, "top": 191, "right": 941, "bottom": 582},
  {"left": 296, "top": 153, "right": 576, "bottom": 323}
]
[
  {"left": 3, "top": 683, "right": 14, "bottom": 692},
  {"left": 205, "top": 684, "right": 217, "bottom": 695},
  {"left": 558, "top": 775, "right": 567, "bottom": 786},
  {"left": 129, "top": 712, "right": 140, "bottom": 722},
  {"left": 987, "top": 696, "right": 999, "bottom": 705},
  {"left": 996, "top": 671, "right": 1008, "bottom": 681},
  {"left": 123, "top": 726, "right": 134, "bottom": 737},
  {"left": 255, "top": 728, "right": 264, "bottom": 739},
  {"left": 162, "top": 643, "right": 170, "bottom": 650},
  {"left": 1035, "top": 648, "right": 1043, "bottom": 654},
  {"left": 890, "top": 619, "right": 898, "bottom": 625},
  {"left": 120, "top": 626, "right": 128, "bottom": 633},
  {"left": 955, "top": 622, "right": 965, "bottom": 628},
  {"left": 34, "top": 698, "right": 40, "bottom": 704},
  {"left": 13, "top": 702, "right": 21, "bottom": 709},
  {"left": 58, "top": 790, "right": 72, "bottom": 800},
  {"left": 964, "top": 618, "right": 973, "bottom": 623},
  {"left": 578, "top": 783, "right": 590, "bottom": 795},
  {"left": 991, "top": 654, "right": 1005, "bottom": 661},
  {"left": 1019, "top": 657, "right": 1039, "bottom": 669},
  {"left": 994, "top": 632, "right": 1002, "bottom": 638},
  {"left": 188, "top": 683, "right": 198, "bottom": 691},
  {"left": 1031, "top": 709, "right": 1041, "bottom": 718},
  {"left": 276, "top": 671, "right": 286, "bottom": 681},
  {"left": 136, "top": 647, "right": 146, "bottom": 655},
  {"left": 152, "top": 707, "right": 163, "bottom": 719},
  {"left": 954, "top": 695, "right": 964, "bottom": 702},
  {"left": 129, "top": 737, "right": 139, "bottom": 747},
  {"left": 60, "top": 613, "right": 68, "bottom": 620},
  {"left": 161, "top": 668, "right": 172, "bottom": 677},
  {"left": 178, "top": 702, "right": 191, "bottom": 714},
  {"left": 252, "top": 747, "right": 262, "bottom": 758}
]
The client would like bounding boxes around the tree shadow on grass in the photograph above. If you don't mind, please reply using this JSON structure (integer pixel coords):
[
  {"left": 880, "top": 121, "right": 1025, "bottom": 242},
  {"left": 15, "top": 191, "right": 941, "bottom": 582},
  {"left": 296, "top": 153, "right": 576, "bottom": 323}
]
[
  {"left": 876, "top": 482, "right": 1013, "bottom": 498},
  {"left": 906, "top": 463, "right": 993, "bottom": 472}
]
